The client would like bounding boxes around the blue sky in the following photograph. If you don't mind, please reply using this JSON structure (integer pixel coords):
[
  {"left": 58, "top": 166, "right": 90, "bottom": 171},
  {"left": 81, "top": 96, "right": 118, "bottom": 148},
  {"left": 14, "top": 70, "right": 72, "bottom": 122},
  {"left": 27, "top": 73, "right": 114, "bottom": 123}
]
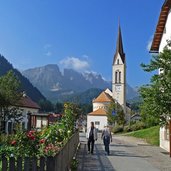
[{"left": 0, "top": 0, "right": 164, "bottom": 87}]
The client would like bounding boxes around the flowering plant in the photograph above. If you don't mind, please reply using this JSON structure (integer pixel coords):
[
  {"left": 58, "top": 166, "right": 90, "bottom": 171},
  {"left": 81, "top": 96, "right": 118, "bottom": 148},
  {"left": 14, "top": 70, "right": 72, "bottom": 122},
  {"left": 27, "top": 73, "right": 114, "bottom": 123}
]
[{"left": 0, "top": 102, "right": 78, "bottom": 157}]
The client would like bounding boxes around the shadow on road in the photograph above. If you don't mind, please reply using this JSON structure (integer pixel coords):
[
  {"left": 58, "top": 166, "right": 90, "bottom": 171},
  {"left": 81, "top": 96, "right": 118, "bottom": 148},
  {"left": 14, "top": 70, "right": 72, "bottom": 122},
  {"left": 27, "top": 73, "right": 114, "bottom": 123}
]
[
  {"left": 110, "top": 144, "right": 136, "bottom": 148},
  {"left": 77, "top": 142, "right": 116, "bottom": 171},
  {"left": 109, "top": 150, "right": 151, "bottom": 158}
]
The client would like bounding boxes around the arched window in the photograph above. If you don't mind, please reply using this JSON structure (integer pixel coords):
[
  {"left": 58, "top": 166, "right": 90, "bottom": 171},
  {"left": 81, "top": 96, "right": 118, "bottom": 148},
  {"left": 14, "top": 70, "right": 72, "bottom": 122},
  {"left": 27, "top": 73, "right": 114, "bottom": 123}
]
[
  {"left": 119, "top": 71, "right": 121, "bottom": 83},
  {"left": 115, "top": 71, "right": 118, "bottom": 83},
  {"left": 117, "top": 59, "right": 119, "bottom": 64},
  {"left": 115, "top": 70, "right": 121, "bottom": 83}
]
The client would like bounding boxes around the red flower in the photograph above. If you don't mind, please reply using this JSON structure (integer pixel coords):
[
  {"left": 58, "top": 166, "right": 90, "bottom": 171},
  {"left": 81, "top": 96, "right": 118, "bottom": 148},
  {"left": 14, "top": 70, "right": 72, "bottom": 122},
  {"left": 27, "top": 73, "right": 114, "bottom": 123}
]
[
  {"left": 29, "top": 130, "right": 35, "bottom": 134},
  {"left": 39, "top": 139, "right": 45, "bottom": 144},
  {"left": 11, "top": 140, "right": 16, "bottom": 145},
  {"left": 30, "top": 135, "right": 35, "bottom": 140},
  {"left": 27, "top": 130, "right": 36, "bottom": 140}
]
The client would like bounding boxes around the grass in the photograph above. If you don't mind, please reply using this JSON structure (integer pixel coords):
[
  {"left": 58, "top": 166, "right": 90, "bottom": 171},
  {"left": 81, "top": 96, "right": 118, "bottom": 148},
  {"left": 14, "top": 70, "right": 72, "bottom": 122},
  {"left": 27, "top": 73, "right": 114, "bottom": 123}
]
[{"left": 126, "top": 126, "right": 160, "bottom": 146}]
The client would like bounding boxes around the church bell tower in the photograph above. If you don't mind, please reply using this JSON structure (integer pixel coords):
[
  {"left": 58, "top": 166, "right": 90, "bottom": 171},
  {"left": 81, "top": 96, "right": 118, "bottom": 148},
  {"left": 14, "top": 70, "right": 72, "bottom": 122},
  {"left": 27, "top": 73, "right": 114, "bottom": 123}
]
[{"left": 112, "top": 25, "right": 126, "bottom": 112}]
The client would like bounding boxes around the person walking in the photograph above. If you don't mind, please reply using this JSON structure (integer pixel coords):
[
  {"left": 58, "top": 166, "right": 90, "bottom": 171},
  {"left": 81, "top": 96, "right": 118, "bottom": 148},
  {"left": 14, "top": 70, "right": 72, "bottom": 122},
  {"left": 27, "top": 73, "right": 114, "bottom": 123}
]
[
  {"left": 86, "top": 122, "right": 98, "bottom": 154},
  {"left": 101, "top": 125, "right": 112, "bottom": 155}
]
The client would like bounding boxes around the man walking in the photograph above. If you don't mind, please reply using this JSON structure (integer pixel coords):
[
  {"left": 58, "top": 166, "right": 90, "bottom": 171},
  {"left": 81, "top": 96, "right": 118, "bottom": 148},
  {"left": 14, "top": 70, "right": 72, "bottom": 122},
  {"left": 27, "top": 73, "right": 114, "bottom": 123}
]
[
  {"left": 86, "top": 122, "right": 98, "bottom": 154},
  {"left": 101, "top": 125, "right": 112, "bottom": 155}
]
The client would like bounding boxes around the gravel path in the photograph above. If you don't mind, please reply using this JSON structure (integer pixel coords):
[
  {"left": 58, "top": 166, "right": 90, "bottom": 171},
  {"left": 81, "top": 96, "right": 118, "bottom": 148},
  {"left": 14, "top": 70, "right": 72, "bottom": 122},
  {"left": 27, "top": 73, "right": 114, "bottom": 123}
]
[{"left": 77, "top": 133, "right": 171, "bottom": 171}]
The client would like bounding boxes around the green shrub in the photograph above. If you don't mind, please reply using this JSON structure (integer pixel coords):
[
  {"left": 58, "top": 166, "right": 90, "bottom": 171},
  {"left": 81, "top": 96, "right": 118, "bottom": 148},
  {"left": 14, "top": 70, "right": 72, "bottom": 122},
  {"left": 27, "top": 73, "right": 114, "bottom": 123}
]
[
  {"left": 70, "top": 158, "right": 79, "bottom": 171},
  {"left": 131, "top": 121, "right": 146, "bottom": 131},
  {"left": 124, "top": 125, "right": 132, "bottom": 132},
  {"left": 112, "top": 126, "right": 123, "bottom": 133},
  {"left": 0, "top": 103, "right": 78, "bottom": 158}
]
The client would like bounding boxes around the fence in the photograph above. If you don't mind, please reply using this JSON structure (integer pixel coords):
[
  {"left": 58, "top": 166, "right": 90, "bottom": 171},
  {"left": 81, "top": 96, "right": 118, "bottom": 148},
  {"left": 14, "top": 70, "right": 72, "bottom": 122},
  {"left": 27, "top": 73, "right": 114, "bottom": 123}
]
[{"left": 0, "top": 131, "right": 79, "bottom": 171}]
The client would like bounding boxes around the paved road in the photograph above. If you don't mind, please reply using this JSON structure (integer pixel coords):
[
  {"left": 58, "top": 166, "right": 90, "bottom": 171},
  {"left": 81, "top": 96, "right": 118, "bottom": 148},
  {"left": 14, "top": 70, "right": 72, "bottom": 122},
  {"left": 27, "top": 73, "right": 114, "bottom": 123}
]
[{"left": 77, "top": 133, "right": 171, "bottom": 171}]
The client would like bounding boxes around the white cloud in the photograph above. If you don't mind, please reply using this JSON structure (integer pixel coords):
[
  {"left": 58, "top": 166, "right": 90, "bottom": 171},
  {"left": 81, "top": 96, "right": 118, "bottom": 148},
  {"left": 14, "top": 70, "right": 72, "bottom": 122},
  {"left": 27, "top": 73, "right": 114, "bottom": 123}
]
[
  {"left": 147, "top": 37, "right": 153, "bottom": 51},
  {"left": 59, "top": 57, "right": 90, "bottom": 72}
]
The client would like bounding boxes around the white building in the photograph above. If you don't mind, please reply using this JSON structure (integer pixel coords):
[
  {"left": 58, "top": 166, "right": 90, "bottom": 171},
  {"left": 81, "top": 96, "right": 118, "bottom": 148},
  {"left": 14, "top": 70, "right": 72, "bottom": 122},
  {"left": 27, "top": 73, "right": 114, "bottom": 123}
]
[
  {"left": 6, "top": 94, "right": 40, "bottom": 133},
  {"left": 87, "top": 25, "right": 128, "bottom": 131},
  {"left": 150, "top": 0, "right": 171, "bottom": 152},
  {"left": 87, "top": 89, "right": 113, "bottom": 131}
]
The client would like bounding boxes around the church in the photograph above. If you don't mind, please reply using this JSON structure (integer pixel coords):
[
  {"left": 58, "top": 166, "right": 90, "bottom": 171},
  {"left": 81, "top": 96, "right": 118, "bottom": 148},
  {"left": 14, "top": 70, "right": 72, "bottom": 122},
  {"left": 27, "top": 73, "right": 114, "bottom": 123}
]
[{"left": 87, "top": 25, "right": 129, "bottom": 131}]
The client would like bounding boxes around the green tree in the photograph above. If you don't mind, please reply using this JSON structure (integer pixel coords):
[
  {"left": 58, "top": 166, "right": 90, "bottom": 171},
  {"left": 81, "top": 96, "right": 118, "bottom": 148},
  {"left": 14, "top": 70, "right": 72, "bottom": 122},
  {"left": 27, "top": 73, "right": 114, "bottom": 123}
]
[
  {"left": 38, "top": 99, "right": 54, "bottom": 112},
  {"left": 107, "top": 101, "right": 125, "bottom": 127},
  {"left": 140, "top": 42, "right": 171, "bottom": 126},
  {"left": 54, "top": 102, "right": 63, "bottom": 113},
  {"left": 62, "top": 102, "right": 81, "bottom": 134},
  {"left": 0, "top": 71, "right": 22, "bottom": 131},
  {"left": 107, "top": 102, "right": 117, "bottom": 125},
  {"left": 65, "top": 102, "right": 81, "bottom": 120}
]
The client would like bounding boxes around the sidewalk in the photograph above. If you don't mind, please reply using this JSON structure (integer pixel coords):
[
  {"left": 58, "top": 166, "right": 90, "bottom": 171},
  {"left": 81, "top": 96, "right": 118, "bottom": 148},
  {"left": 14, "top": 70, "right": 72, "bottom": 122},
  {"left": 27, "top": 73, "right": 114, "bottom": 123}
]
[
  {"left": 77, "top": 133, "right": 115, "bottom": 171},
  {"left": 77, "top": 133, "right": 171, "bottom": 171}
]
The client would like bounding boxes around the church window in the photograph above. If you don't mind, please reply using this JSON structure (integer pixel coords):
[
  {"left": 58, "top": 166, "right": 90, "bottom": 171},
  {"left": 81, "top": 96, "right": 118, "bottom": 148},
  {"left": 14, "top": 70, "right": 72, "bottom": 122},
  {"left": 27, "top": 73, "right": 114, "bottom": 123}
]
[
  {"left": 117, "top": 59, "right": 119, "bottom": 64},
  {"left": 119, "top": 72, "right": 121, "bottom": 83},
  {"left": 115, "top": 71, "right": 118, "bottom": 83}
]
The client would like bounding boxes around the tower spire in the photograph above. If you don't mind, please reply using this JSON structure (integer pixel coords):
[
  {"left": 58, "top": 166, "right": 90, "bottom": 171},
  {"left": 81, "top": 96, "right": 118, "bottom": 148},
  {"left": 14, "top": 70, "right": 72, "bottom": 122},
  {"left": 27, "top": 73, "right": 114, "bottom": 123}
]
[
  {"left": 113, "top": 24, "right": 125, "bottom": 64},
  {"left": 117, "top": 24, "right": 124, "bottom": 55}
]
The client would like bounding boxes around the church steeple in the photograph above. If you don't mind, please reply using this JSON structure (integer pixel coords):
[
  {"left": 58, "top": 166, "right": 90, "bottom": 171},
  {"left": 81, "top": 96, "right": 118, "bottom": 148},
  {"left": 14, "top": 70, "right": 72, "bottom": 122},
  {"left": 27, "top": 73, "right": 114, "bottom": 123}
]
[
  {"left": 113, "top": 25, "right": 125, "bottom": 64},
  {"left": 112, "top": 23, "right": 126, "bottom": 117}
]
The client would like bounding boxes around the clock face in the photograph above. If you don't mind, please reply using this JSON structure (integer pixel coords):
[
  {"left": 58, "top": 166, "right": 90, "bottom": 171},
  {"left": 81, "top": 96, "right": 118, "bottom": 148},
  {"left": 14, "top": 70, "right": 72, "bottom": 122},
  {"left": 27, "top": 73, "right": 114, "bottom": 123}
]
[{"left": 115, "top": 85, "right": 121, "bottom": 92}]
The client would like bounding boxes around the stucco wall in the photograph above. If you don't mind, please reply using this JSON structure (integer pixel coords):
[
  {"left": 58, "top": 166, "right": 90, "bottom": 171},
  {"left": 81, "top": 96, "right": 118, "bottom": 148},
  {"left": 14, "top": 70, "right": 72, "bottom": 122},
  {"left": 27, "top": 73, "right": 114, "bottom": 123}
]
[
  {"left": 112, "top": 53, "right": 126, "bottom": 111},
  {"left": 87, "top": 115, "right": 107, "bottom": 131},
  {"left": 160, "top": 127, "right": 170, "bottom": 152},
  {"left": 159, "top": 10, "right": 171, "bottom": 53},
  {"left": 6, "top": 107, "right": 39, "bottom": 133},
  {"left": 93, "top": 102, "right": 110, "bottom": 111}
]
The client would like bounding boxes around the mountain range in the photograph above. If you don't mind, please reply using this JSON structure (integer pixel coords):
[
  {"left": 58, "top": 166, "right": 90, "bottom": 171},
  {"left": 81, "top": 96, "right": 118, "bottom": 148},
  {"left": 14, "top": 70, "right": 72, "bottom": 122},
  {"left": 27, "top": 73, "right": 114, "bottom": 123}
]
[
  {"left": 0, "top": 55, "right": 46, "bottom": 103},
  {"left": 22, "top": 64, "right": 139, "bottom": 102}
]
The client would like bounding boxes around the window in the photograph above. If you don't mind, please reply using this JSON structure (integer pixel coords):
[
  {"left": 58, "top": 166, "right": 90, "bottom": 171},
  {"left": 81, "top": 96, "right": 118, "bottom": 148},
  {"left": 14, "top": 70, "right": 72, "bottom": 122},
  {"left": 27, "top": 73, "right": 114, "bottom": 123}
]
[
  {"left": 8, "top": 122, "right": 13, "bottom": 134},
  {"left": 22, "top": 122, "right": 25, "bottom": 130},
  {"left": 95, "top": 121, "right": 100, "bottom": 125},
  {"left": 119, "top": 72, "right": 121, "bottom": 83},
  {"left": 117, "top": 59, "right": 119, "bottom": 64},
  {"left": 115, "top": 70, "right": 121, "bottom": 83},
  {"left": 165, "top": 125, "right": 169, "bottom": 140},
  {"left": 115, "top": 71, "right": 118, "bottom": 83}
]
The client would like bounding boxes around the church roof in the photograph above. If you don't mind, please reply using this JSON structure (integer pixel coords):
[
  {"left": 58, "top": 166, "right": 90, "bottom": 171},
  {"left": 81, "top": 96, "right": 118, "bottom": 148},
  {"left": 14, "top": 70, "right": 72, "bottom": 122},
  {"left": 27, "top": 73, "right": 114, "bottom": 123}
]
[
  {"left": 150, "top": 0, "right": 171, "bottom": 52},
  {"left": 93, "top": 91, "right": 113, "bottom": 103},
  {"left": 113, "top": 25, "right": 125, "bottom": 64},
  {"left": 88, "top": 108, "right": 107, "bottom": 116}
]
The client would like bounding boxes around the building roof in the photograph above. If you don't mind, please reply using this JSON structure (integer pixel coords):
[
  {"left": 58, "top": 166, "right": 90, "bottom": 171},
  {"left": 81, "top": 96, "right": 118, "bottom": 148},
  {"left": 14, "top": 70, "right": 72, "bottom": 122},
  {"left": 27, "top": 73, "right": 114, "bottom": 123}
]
[
  {"left": 93, "top": 91, "right": 113, "bottom": 103},
  {"left": 150, "top": 0, "right": 171, "bottom": 52},
  {"left": 113, "top": 24, "right": 125, "bottom": 64},
  {"left": 31, "top": 113, "right": 49, "bottom": 116},
  {"left": 88, "top": 108, "right": 107, "bottom": 116},
  {"left": 104, "top": 88, "right": 113, "bottom": 97},
  {"left": 18, "top": 95, "right": 40, "bottom": 109}
]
